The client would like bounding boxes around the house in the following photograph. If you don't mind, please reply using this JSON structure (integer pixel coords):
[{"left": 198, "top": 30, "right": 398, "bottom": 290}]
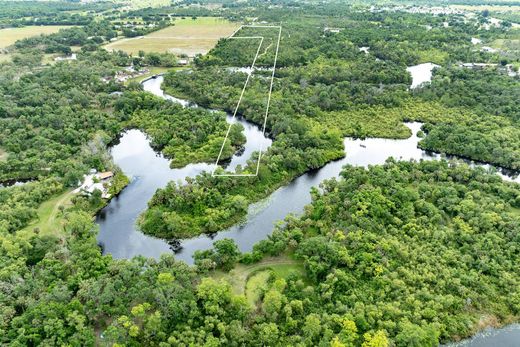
[
  {"left": 98, "top": 171, "right": 114, "bottom": 181},
  {"left": 178, "top": 58, "right": 189, "bottom": 65},
  {"left": 73, "top": 170, "right": 114, "bottom": 199}
]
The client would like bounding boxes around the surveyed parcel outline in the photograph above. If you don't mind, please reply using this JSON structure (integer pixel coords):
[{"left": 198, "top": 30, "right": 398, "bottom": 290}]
[{"left": 212, "top": 24, "right": 282, "bottom": 177}]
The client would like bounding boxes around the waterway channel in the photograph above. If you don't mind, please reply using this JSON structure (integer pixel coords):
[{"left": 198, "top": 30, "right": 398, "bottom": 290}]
[{"left": 95, "top": 72, "right": 520, "bottom": 347}]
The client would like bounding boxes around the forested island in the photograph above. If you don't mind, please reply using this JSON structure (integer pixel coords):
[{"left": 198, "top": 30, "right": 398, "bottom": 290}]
[{"left": 1, "top": 0, "right": 520, "bottom": 346}]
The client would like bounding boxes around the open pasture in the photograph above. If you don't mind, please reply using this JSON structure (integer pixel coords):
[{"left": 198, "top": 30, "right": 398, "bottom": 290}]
[
  {"left": 104, "top": 17, "right": 239, "bottom": 56},
  {"left": 0, "top": 25, "right": 72, "bottom": 48}
]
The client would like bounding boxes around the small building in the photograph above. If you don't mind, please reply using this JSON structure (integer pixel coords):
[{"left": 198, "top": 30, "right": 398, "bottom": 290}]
[
  {"left": 54, "top": 53, "right": 77, "bottom": 62},
  {"left": 98, "top": 171, "right": 114, "bottom": 181},
  {"left": 73, "top": 171, "right": 114, "bottom": 199},
  {"left": 178, "top": 58, "right": 189, "bottom": 65},
  {"left": 324, "top": 27, "right": 341, "bottom": 33}
]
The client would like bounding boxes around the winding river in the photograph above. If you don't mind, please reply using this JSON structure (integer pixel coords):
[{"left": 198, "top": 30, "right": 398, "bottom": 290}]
[
  {"left": 97, "top": 75, "right": 519, "bottom": 263},
  {"left": 95, "top": 73, "right": 520, "bottom": 346}
]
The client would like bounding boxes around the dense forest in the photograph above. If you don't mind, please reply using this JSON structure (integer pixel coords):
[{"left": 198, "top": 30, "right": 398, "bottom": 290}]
[
  {"left": 142, "top": 8, "right": 520, "bottom": 239},
  {"left": 2, "top": 161, "right": 520, "bottom": 345},
  {"left": 1, "top": 0, "right": 520, "bottom": 346}
]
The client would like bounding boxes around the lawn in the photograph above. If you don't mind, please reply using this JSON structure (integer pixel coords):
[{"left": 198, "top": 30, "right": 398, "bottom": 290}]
[
  {"left": 20, "top": 189, "right": 75, "bottom": 236},
  {"left": 104, "top": 17, "right": 239, "bottom": 56},
  {"left": 0, "top": 25, "right": 73, "bottom": 48},
  {"left": 212, "top": 256, "right": 305, "bottom": 304}
]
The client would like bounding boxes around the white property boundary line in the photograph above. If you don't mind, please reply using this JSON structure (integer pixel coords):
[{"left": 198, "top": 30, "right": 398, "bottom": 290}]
[{"left": 212, "top": 25, "right": 282, "bottom": 177}]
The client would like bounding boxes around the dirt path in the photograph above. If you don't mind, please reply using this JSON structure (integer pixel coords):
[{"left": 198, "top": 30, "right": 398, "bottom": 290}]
[
  {"left": 257, "top": 42, "right": 273, "bottom": 59},
  {"left": 45, "top": 190, "right": 73, "bottom": 231}
]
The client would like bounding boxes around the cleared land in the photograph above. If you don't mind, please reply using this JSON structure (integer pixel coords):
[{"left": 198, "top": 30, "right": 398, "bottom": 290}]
[
  {"left": 0, "top": 26, "right": 72, "bottom": 48},
  {"left": 104, "top": 17, "right": 239, "bottom": 56},
  {"left": 20, "top": 189, "right": 74, "bottom": 236},
  {"left": 212, "top": 256, "right": 305, "bottom": 302},
  {"left": 245, "top": 270, "right": 272, "bottom": 305},
  {"left": 0, "top": 148, "right": 7, "bottom": 161},
  {"left": 492, "top": 38, "right": 520, "bottom": 50}
]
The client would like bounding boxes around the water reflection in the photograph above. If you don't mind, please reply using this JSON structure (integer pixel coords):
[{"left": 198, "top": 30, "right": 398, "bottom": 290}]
[{"left": 98, "top": 76, "right": 519, "bottom": 263}]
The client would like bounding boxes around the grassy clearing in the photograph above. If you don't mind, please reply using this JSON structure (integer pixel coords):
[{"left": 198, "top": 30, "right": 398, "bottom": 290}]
[
  {"left": 104, "top": 17, "right": 239, "bottom": 56},
  {"left": 245, "top": 270, "right": 273, "bottom": 305},
  {"left": 0, "top": 148, "right": 7, "bottom": 161},
  {"left": 491, "top": 38, "right": 520, "bottom": 50},
  {"left": 0, "top": 54, "right": 11, "bottom": 63},
  {"left": 20, "top": 189, "right": 74, "bottom": 236},
  {"left": 0, "top": 26, "right": 73, "bottom": 48},
  {"left": 212, "top": 256, "right": 305, "bottom": 299}
]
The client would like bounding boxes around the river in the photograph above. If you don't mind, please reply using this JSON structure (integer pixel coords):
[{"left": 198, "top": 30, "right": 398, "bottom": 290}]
[
  {"left": 444, "top": 324, "right": 520, "bottom": 347},
  {"left": 97, "top": 75, "right": 519, "bottom": 263},
  {"left": 96, "top": 72, "right": 520, "bottom": 346}
]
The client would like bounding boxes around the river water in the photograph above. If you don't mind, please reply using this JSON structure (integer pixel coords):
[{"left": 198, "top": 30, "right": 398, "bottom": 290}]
[
  {"left": 96, "top": 74, "right": 520, "bottom": 346},
  {"left": 97, "top": 76, "right": 519, "bottom": 262},
  {"left": 444, "top": 324, "right": 520, "bottom": 347}
]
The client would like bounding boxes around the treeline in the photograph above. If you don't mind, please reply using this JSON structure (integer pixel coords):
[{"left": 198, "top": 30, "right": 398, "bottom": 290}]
[
  {"left": 13, "top": 21, "right": 117, "bottom": 54},
  {"left": 140, "top": 8, "right": 520, "bottom": 239},
  {"left": 0, "top": 1, "right": 114, "bottom": 28}
]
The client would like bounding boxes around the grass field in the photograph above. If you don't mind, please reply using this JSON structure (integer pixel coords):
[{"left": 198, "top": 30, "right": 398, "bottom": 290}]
[
  {"left": 212, "top": 256, "right": 305, "bottom": 304},
  {"left": 0, "top": 26, "right": 72, "bottom": 48},
  {"left": 492, "top": 38, "right": 520, "bottom": 50},
  {"left": 245, "top": 270, "right": 273, "bottom": 305},
  {"left": 0, "top": 148, "right": 7, "bottom": 161},
  {"left": 0, "top": 54, "right": 11, "bottom": 63},
  {"left": 104, "top": 17, "right": 239, "bottom": 56},
  {"left": 21, "top": 189, "right": 74, "bottom": 236}
]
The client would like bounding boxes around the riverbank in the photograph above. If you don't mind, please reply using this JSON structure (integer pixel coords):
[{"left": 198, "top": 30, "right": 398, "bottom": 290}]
[
  {"left": 97, "top": 76, "right": 520, "bottom": 264},
  {"left": 19, "top": 172, "right": 129, "bottom": 238}
]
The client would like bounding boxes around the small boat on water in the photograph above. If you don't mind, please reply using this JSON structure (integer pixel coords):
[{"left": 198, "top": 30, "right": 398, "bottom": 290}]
[
  {"left": 151, "top": 75, "right": 158, "bottom": 79},
  {"left": 360, "top": 144, "right": 366, "bottom": 148}
]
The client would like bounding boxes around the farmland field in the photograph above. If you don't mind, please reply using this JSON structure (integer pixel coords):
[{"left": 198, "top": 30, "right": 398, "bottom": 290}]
[
  {"left": 0, "top": 26, "right": 72, "bottom": 48},
  {"left": 104, "top": 17, "right": 239, "bottom": 56}
]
